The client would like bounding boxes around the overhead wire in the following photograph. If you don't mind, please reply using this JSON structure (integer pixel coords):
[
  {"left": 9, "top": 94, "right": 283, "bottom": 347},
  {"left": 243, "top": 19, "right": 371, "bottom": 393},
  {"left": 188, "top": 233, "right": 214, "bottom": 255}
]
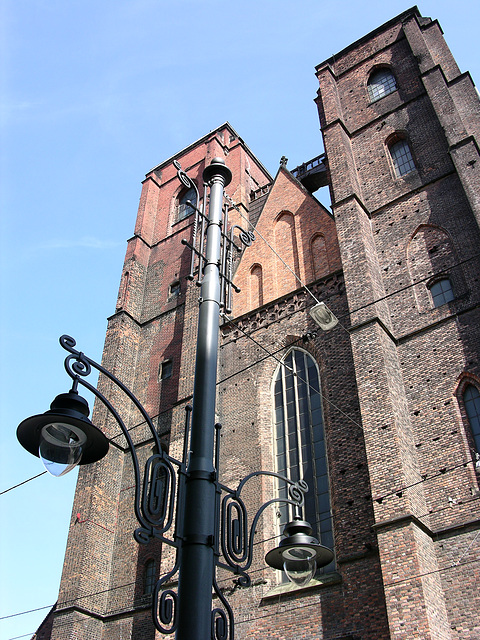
[
  {"left": 0, "top": 471, "right": 47, "bottom": 495},
  {"left": 5, "top": 456, "right": 480, "bottom": 620},
  {"left": 5, "top": 243, "right": 479, "bottom": 497},
  {"left": 225, "top": 192, "right": 355, "bottom": 341},
  {"left": 1, "top": 604, "right": 53, "bottom": 620},
  {"left": 221, "top": 311, "right": 364, "bottom": 432},
  {"left": 225, "top": 192, "right": 324, "bottom": 307},
  {"left": 341, "top": 249, "right": 480, "bottom": 321},
  {"left": 10, "top": 549, "right": 480, "bottom": 640},
  {"left": 5, "top": 487, "right": 480, "bottom": 632},
  {"left": 226, "top": 188, "right": 480, "bottom": 336},
  {"left": 7, "top": 233, "right": 478, "bottom": 464}
]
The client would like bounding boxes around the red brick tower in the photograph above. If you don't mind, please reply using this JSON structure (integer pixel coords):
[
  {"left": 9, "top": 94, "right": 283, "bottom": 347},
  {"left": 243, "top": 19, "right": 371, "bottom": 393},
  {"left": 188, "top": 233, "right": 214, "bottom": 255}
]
[
  {"left": 47, "top": 125, "right": 274, "bottom": 639},
  {"left": 315, "top": 7, "right": 480, "bottom": 639}
]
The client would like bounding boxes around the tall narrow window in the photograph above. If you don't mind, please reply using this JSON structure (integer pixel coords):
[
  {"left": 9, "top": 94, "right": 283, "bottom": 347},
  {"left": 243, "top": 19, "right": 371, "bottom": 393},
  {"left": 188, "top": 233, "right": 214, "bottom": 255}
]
[
  {"left": 367, "top": 68, "right": 397, "bottom": 102},
  {"left": 144, "top": 559, "right": 156, "bottom": 595},
  {"left": 464, "top": 385, "right": 480, "bottom": 453},
  {"left": 178, "top": 187, "right": 197, "bottom": 220},
  {"left": 389, "top": 139, "right": 416, "bottom": 177},
  {"left": 273, "top": 349, "right": 333, "bottom": 568}
]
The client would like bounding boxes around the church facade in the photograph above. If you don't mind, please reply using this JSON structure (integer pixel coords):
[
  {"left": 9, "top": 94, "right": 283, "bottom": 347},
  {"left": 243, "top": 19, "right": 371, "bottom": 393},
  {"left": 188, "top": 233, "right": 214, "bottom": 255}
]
[{"left": 41, "top": 7, "right": 480, "bottom": 640}]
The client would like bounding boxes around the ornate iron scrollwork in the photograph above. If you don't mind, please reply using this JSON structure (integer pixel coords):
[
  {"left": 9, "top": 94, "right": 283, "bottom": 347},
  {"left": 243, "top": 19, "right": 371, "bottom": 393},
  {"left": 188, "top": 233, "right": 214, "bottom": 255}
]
[
  {"left": 58, "top": 334, "right": 308, "bottom": 640},
  {"left": 212, "top": 577, "right": 234, "bottom": 640},
  {"left": 218, "top": 472, "right": 308, "bottom": 587},
  {"left": 57, "top": 335, "right": 188, "bottom": 633},
  {"left": 151, "top": 553, "right": 183, "bottom": 635}
]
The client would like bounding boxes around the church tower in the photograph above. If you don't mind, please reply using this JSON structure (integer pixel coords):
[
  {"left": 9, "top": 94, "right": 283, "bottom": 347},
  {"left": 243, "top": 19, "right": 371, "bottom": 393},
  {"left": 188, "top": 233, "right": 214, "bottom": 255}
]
[
  {"left": 47, "top": 125, "right": 274, "bottom": 638},
  {"left": 315, "top": 6, "right": 480, "bottom": 639},
  {"left": 36, "top": 8, "right": 480, "bottom": 640}
]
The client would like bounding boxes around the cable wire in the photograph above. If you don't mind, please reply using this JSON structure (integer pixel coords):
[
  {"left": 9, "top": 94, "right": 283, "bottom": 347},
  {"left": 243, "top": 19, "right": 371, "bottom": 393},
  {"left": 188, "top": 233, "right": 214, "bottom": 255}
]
[
  {"left": 0, "top": 471, "right": 47, "bottom": 496},
  {"left": 225, "top": 193, "right": 323, "bottom": 308},
  {"left": 0, "top": 604, "right": 53, "bottom": 620},
  {"left": 6, "top": 490, "right": 480, "bottom": 628},
  {"left": 222, "top": 311, "right": 365, "bottom": 431}
]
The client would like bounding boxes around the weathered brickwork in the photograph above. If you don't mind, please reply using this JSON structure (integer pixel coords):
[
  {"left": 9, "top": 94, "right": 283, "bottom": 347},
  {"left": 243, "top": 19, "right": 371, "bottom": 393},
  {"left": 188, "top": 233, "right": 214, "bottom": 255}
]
[
  {"left": 217, "top": 277, "right": 390, "bottom": 639},
  {"left": 38, "top": 9, "right": 480, "bottom": 640},
  {"left": 315, "top": 7, "right": 480, "bottom": 639}
]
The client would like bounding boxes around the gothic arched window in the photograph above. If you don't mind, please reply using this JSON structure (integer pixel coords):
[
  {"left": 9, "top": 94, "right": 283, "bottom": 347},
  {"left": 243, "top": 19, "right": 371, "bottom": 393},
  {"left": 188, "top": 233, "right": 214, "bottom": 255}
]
[
  {"left": 273, "top": 349, "right": 333, "bottom": 565},
  {"left": 464, "top": 385, "right": 480, "bottom": 454},
  {"left": 367, "top": 68, "right": 397, "bottom": 102},
  {"left": 389, "top": 138, "right": 416, "bottom": 177},
  {"left": 177, "top": 186, "right": 197, "bottom": 220}
]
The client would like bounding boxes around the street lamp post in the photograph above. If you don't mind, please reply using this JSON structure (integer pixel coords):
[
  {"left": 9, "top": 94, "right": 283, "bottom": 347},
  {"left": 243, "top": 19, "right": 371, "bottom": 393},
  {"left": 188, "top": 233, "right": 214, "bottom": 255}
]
[
  {"left": 17, "top": 158, "right": 333, "bottom": 640},
  {"left": 176, "top": 158, "right": 231, "bottom": 639}
]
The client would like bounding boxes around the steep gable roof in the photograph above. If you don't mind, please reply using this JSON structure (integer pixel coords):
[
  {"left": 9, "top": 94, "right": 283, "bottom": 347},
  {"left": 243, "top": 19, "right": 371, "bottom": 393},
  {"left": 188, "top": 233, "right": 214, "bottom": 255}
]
[{"left": 232, "top": 166, "right": 341, "bottom": 317}]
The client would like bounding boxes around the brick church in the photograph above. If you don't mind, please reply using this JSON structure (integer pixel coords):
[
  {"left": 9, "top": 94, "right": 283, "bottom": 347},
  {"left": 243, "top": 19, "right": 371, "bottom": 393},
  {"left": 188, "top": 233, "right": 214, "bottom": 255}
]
[{"left": 36, "top": 7, "right": 480, "bottom": 640}]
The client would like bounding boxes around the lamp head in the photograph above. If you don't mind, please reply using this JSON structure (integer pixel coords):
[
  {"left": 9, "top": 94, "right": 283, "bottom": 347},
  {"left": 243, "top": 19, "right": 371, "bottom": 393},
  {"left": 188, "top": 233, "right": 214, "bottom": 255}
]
[
  {"left": 309, "top": 302, "right": 338, "bottom": 331},
  {"left": 17, "top": 390, "right": 109, "bottom": 476},
  {"left": 265, "top": 518, "right": 334, "bottom": 586},
  {"left": 202, "top": 157, "right": 232, "bottom": 186}
]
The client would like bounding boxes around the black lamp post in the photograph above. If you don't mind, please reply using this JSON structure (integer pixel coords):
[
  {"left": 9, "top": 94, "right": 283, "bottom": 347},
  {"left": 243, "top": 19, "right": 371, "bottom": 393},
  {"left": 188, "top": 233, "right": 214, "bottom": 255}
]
[{"left": 16, "top": 159, "right": 333, "bottom": 640}]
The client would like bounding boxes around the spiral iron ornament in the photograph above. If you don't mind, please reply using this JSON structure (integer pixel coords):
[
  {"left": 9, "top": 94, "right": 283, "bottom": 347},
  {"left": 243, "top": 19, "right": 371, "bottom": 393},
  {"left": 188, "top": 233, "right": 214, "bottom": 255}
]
[{"left": 218, "top": 473, "right": 309, "bottom": 586}]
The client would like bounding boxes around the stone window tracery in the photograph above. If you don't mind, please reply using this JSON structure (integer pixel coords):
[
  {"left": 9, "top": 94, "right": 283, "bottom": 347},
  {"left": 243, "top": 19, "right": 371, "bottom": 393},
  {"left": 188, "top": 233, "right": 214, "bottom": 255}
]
[{"left": 272, "top": 348, "right": 334, "bottom": 571}]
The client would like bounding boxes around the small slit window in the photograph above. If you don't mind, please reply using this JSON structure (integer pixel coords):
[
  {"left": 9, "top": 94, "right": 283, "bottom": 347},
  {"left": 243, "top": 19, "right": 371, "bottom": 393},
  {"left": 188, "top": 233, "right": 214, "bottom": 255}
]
[
  {"left": 159, "top": 360, "right": 173, "bottom": 380},
  {"left": 144, "top": 559, "right": 156, "bottom": 595},
  {"left": 464, "top": 385, "right": 480, "bottom": 453},
  {"left": 429, "top": 278, "right": 454, "bottom": 307},
  {"left": 169, "top": 281, "right": 181, "bottom": 298},
  {"left": 389, "top": 139, "right": 416, "bottom": 177},
  {"left": 368, "top": 69, "right": 397, "bottom": 102}
]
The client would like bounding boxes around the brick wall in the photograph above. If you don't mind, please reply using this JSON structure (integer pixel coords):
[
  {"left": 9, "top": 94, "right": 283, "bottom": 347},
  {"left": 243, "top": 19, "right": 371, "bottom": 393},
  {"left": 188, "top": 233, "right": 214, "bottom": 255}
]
[{"left": 316, "top": 7, "right": 480, "bottom": 639}]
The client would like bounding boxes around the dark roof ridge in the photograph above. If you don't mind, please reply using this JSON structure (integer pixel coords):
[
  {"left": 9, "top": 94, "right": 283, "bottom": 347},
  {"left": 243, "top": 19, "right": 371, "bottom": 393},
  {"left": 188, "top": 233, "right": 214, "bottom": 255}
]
[{"left": 147, "top": 122, "right": 273, "bottom": 182}]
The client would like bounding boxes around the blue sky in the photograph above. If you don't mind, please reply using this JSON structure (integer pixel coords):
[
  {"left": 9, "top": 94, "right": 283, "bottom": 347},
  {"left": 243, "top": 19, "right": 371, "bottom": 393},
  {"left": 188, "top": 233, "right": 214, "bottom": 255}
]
[{"left": 1, "top": 1, "right": 479, "bottom": 638}]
